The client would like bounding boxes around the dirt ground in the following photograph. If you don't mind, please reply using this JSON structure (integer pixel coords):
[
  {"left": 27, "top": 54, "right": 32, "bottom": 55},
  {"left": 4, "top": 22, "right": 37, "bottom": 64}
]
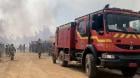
[{"left": 0, "top": 52, "right": 139, "bottom": 78}]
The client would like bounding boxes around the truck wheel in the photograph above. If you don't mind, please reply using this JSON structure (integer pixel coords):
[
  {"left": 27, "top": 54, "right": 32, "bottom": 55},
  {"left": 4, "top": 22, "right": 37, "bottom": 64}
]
[
  {"left": 58, "top": 51, "right": 68, "bottom": 67},
  {"left": 85, "top": 54, "right": 98, "bottom": 78},
  {"left": 121, "top": 67, "right": 137, "bottom": 78},
  {"left": 52, "top": 54, "right": 56, "bottom": 64}
]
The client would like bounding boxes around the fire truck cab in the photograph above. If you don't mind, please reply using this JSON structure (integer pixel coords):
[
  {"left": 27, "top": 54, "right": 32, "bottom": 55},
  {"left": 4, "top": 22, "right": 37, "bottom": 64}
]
[{"left": 53, "top": 6, "right": 140, "bottom": 78}]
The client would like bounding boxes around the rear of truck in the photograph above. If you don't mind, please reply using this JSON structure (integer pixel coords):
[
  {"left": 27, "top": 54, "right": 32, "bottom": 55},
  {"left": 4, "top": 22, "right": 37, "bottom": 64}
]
[{"left": 52, "top": 22, "right": 76, "bottom": 65}]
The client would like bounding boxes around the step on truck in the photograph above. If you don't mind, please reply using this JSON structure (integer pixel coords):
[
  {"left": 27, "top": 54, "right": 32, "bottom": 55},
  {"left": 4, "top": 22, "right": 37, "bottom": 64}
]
[{"left": 52, "top": 5, "right": 140, "bottom": 78}]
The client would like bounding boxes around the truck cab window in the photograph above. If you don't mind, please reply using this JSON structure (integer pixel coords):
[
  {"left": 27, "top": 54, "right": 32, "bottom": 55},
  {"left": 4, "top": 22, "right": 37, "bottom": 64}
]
[{"left": 92, "top": 14, "right": 103, "bottom": 31}]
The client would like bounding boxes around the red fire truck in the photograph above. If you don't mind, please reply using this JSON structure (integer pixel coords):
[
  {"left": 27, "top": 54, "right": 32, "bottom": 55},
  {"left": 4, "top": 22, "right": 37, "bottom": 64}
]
[{"left": 52, "top": 6, "right": 140, "bottom": 78}]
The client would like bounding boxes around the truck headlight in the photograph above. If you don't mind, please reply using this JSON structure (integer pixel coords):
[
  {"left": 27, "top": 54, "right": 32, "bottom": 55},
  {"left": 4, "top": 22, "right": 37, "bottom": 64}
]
[{"left": 102, "top": 53, "right": 115, "bottom": 59}]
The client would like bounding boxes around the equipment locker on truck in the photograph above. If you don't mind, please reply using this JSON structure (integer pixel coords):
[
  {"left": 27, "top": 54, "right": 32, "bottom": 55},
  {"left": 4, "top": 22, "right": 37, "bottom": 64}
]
[{"left": 52, "top": 5, "right": 140, "bottom": 78}]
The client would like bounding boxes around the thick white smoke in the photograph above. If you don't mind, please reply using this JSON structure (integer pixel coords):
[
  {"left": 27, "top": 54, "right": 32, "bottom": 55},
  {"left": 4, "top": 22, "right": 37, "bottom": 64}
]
[
  {"left": 0, "top": 0, "right": 139, "bottom": 45},
  {"left": 0, "top": 0, "right": 55, "bottom": 44}
]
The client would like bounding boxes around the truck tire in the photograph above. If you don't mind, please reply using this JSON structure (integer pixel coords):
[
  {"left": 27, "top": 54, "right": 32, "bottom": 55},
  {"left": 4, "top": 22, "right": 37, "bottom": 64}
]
[
  {"left": 121, "top": 67, "right": 137, "bottom": 78},
  {"left": 85, "top": 54, "right": 98, "bottom": 78},
  {"left": 58, "top": 51, "right": 68, "bottom": 67}
]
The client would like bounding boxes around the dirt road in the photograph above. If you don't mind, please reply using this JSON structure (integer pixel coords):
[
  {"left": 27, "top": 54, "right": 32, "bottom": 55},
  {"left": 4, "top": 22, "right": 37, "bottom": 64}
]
[{"left": 0, "top": 52, "right": 139, "bottom": 78}]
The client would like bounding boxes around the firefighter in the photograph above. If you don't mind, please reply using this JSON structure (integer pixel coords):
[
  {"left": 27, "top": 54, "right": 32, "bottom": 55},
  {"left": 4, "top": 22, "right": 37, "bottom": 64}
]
[
  {"left": 37, "top": 39, "right": 43, "bottom": 59},
  {"left": 0, "top": 45, "right": 1, "bottom": 58},
  {"left": 9, "top": 44, "right": 16, "bottom": 60},
  {"left": 5, "top": 45, "right": 9, "bottom": 57}
]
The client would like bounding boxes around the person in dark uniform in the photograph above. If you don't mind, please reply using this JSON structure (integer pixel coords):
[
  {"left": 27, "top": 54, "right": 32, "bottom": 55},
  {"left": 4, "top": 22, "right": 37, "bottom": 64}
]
[
  {"left": 37, "top": 39, "right": 43, "bottom": 59},
  {"left": 5, "top": 45, "right": 9, "bottom": 57},
  {"left": 9, "top": 44, "right": 16, "bottom": 60}
]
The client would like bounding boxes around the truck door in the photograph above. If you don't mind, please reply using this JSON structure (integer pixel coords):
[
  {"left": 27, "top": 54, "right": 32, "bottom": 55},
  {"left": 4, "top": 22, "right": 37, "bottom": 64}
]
[
  {"left": 91, "top": 13, "right": 107, "bottom": 51},
  {"left": 75, "top": 15, "right": 90, "bottom": 50}
]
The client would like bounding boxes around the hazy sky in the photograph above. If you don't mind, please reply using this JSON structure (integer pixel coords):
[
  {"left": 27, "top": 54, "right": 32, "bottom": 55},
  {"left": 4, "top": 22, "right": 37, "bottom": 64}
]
[{"left": 0, "top": 0, "right": 139, "bottom": 44}]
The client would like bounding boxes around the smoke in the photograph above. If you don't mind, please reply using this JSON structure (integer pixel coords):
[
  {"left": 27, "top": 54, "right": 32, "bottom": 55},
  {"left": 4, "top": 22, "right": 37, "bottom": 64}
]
[
  {"left": 0, "top": 0, "right": 55, "bottom": 44},
  {"left": 0, "top": 0, "right": 139, "bottom": 45}
]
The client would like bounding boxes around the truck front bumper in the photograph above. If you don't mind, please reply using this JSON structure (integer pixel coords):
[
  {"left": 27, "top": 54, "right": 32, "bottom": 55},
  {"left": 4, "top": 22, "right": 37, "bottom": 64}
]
[{"left": 101, "top": 53, "right": 140, "bottom": 68}]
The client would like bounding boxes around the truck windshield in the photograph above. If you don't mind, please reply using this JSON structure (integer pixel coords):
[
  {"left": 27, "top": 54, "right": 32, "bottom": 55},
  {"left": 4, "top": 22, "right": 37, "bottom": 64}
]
[{"left": 106, "top": 14, "right": 140, "bottom": 33}]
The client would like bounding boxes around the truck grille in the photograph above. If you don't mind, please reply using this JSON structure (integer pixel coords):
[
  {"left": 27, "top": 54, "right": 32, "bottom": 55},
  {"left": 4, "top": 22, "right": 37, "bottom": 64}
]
[{"left": 116, "top": 44, "right": 140, "bottom": 50}]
